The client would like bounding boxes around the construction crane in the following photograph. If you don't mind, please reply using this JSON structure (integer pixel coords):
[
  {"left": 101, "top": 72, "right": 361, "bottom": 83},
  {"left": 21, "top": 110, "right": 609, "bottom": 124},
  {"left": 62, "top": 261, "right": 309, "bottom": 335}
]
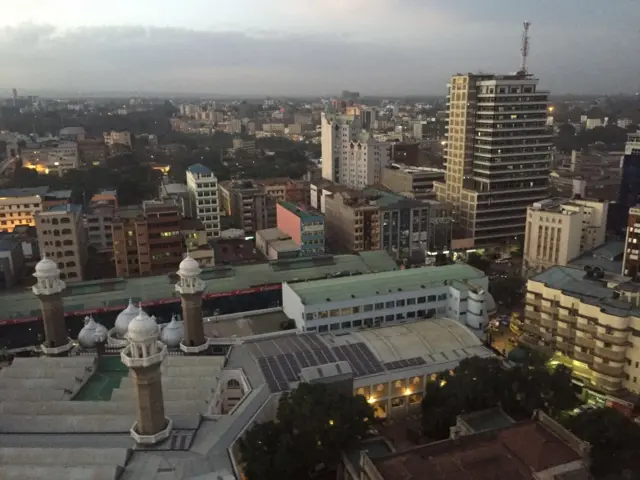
[{"left": 520, "top": 21, "right": 531, "bottom": 75}]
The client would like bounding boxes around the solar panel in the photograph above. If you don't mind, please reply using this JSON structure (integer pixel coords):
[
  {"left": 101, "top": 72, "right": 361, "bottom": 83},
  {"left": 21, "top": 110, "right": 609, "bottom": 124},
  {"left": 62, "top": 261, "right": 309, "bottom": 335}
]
[
  {"left": 294, "top": 350, "right": 310, "bottom": 368},
  {"left": 383, "top": 356, "right": 426, "bottom": 371}
]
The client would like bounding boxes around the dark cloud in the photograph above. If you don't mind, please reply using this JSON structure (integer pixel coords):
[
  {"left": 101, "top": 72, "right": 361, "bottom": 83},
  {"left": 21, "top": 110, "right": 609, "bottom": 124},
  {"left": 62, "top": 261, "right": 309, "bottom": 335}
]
[{"left": 0, "top": 23, "right": 638, "bottom": 96}]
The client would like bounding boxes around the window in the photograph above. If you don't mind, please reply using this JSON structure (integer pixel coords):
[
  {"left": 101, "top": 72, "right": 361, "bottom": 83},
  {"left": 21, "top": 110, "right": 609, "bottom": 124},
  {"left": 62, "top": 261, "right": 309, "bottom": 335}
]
[
  {"left": 352, "top": 306, "right": 360, "bottom": 314},
  {"left": 306, "top": 313, "right": 315, "bottom": 321},
  {"left": 437, "top": 293, "right": 447, "bottom": 301},
  {"left": 341, "top": 321, "right": 352, "bottom": 329},
  {"left": 417, "top": 297, "right": 426, "bottom": 304},
  {"left": 396, "top": 299, "right": 405, "bottom": 307},
  {"left": 427, "top": 295, "right": 437, "bottom": 302},
  {"left": 407, "top": 311, "right": 416, "bottom": 318},
  {"left": 318, "top": 325, "right": 328, "bottom": 332},
  {"left": 364, "top": 304, "right": 373, "bottom": 312},
  {"left": 375, "top": 303, "right": 384, "bottom": 310},
  {"left": 407, "top": 298, "right": 416, "bottom": 305},
  {"left": 385, "top": 315, "right": 394, "bottom": 322},
  {"left": 385, "top": 301, "right": 394, "bottom": 309},
  {"left": 353, "top": 319, "right": 362, "bottom": 327}
]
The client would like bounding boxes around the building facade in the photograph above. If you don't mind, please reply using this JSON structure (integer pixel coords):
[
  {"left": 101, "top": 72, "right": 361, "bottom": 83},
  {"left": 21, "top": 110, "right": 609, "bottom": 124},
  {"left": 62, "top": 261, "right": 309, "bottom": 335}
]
[
  {"left": 103, "top": 131, "right": 132, "bottom": 148},
  {"left": 321, "top": 112, "right": 389, "bottom": 189},
  {"left": 523, "top": 265, "right": 640, "bottom": 400},
  {"left": 276, "top": 202, "right": 325, "bottom": 255},
  {"left": 282, "top": 264, "right": 494, "bottom": 334},
  {"left": 623, "top": 206, "right": 640, "bottom": 279},
  {"left": 434, "top": 73, "right": 552, "bottom": 247},
  {"left": 382, "top": 165, "right": 445, "bottom": 200},
  {"left": 0, "top": 187, "right": 47, "bottom": 233},
  {"left": 186, "top": 164, "right": 221, "bottom": 239},
  {"left": 35, "top": 204, "right": 87, "bottom": 283},
  {"left": 218, "top": 180, "right": 275, "bottom": 236},
  {"left": 523, "top": 198, "right": 609, "bottom": 276}
]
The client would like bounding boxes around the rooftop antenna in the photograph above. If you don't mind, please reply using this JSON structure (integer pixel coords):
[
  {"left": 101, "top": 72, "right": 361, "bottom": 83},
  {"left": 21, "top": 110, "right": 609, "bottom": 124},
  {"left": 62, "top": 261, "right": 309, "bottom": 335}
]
[{"left": 520, "top": 21, "right": 531, "bottom": 75}]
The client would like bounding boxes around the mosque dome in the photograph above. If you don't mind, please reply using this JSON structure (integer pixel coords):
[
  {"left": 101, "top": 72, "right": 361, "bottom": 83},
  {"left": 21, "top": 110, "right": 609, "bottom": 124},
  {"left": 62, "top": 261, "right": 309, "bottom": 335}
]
[
  {"left": 160, "top": 315, "right": 184, "bottom": 348},
  {"left": 127, "top": 309, "right": 159, "bottom": 343},
  {"left": 114, "top": 299, "right": 140, "bottom": 336},
  {"left": 34, "top": 256, "right": 59, "bottom": 278},
  {"left": 78, "top": 316, "right": 108, "bottom": 349},
  {"left": 178, "top": 255, "right": 201, "bottom": 277}
]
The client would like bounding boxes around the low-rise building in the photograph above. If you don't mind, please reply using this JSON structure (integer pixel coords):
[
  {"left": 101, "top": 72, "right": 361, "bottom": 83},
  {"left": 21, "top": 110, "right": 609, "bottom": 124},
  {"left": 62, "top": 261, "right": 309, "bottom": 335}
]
[
  {"left": 523, "top": 198, "right": 609, "bottom": 276},
  {"left": 382, "top": 164, "right": 445, "bottom": 200},
  {"left": 0, "top": 234, "right": 24, "bottom": 289},
  {"left": 218, "top": 180, "right": 275, "bottom": 236},
  {"left": 103, "top": 130, "right": 132, "bottom": 148},
  {"left": 35, "top": 204, "right": 87, "bottom": 283},
  {"left": 256, "top": 227, "right": 301, "bottom": 260},
  {"left": 282, "top": 263, "right": 494, "bottom": 334},
  {"left": 277, "top": 202, "right": 324, "bottom": 255},
  {"left": 78, "top": 139, "right": 107, "bottom": 166},
  {"left": 0, "top": 187, "right": 47, "bottom": 233},
  {"left": 180, "top": 218, "right": 214, "bottom": 267}
]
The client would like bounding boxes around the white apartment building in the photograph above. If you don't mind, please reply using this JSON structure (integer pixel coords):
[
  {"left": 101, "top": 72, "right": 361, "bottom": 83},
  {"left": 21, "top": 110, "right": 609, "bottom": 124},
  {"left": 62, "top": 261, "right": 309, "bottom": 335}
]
[
  {"left": 0, "top": 187, "right": 47, "bottom": 233},
  {"left": 282, "top": 264, "right": 495, "bottom": 334},
  {"left": 186, "top": 163, "right": 221, "bottom": 239},
  {"left": 103, "top": 131, "right": 132, "bottom": 148},
  {"left": 523, "top": 198, "right": 609, "bottom": 276},
  {"left": 321, "top": 112, "right": 389, "bottom": 189},
  {"left": 35, "top": 204, "right": 87, "bottom": 283}
]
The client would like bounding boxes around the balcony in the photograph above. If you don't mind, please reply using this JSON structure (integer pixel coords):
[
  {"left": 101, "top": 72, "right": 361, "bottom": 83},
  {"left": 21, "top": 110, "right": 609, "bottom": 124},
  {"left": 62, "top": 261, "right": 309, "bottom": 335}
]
[
  {"left": 574, "top": 336, "right": 595, "bottom": 350},
  {"left": 556, "top": 327, "right": 574, "bottom": 340},
  {"left": 593, "top": 376, "right": 623, "bottom": 393},
  {"left": 522, "top": 322, "right": 541, "bottom": 335},
  {"left": 593, "top": 347, "right": 627, "bottom": 363},
  {"left": 573, "top": 350, "right": 593, "bottom": 364},
  {"left": 575, "top": 322, "right": 596, "bottom": 335},
  {"left": 540, "top": 317, "right": 556, "bottom": 329},
  {"left": 596, "top": 332, "right": 629, "bottom": 347},
  {"left": 590, "top": 362, "right": 625, "bottom": 378},
  {"left": 554, "top": 340, "right": 573, "bottom": 353}
]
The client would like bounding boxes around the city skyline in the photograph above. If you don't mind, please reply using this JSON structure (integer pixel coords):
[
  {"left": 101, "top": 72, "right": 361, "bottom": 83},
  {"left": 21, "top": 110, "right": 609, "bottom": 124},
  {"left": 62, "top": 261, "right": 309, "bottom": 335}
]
[{"left": 1, "top": 1, "right": 639, "bottom": 96}]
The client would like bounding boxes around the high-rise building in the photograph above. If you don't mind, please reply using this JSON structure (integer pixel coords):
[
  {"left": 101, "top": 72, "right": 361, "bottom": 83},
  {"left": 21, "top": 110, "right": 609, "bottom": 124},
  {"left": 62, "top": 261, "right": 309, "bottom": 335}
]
[
  {"left": 321, "top": 112, "right": 389, "bottom": 189},
  {"left": 218, "top": 180, "right": 275, "bottom": 236},
  {"left": 186, "top": 164, "right": 221, "bottom": 239},
  {"left": 35, "top": 204, "right": 87, "bottom": 283},
  {"left": 522, "top": 198, "right": 608, "bottom": 276},
  {"left": 622, "top": 206, "right": 640, "bottom": 278},
  {"left": 434, "top": 73, "right": 552, "bottom": 247}
]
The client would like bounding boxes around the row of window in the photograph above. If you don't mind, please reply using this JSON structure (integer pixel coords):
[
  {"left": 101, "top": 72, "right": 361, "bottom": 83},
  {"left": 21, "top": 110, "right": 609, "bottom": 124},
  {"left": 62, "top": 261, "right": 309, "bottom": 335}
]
[
  {"left": 307, "top": 309, "right": 441, "bottom": 332},
  {"left": 306, "top": 294, "right": 449, "bottom": 320}
]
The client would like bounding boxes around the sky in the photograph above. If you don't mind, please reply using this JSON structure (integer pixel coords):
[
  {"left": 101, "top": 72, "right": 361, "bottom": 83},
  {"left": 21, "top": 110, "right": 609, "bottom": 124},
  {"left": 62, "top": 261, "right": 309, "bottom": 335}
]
[{"left": 1, "top": 0, "right": 639, "bottom": 96}]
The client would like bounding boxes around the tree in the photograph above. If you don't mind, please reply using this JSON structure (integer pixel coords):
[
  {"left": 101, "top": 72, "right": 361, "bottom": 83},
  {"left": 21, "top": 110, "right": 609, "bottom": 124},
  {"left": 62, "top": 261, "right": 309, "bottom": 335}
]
[
  {"left": 239, "top": 383, "right": 373, "bottom": 480},
  {"left": 466, "top": 253, "right": 491, "bottom": 274},
  {"left": 565, "top": 407, "right": 640, "bottom": 479},
  {"left": 434, "top": 252, "right": 453, "bottom": 266},
  {"left": 489, "top": 276, "right": 525, "bottom": 309}
]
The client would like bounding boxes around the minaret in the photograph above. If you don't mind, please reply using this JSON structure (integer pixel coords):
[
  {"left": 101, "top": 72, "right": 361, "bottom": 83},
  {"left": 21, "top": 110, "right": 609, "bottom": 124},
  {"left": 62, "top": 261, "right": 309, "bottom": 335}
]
[
  {"left": 121, "top": 308, "right": 172, "bottom": 445},
  {"left": 32, "top": 256, "right": 73, "bottom": 355},
  {"left": 175, "top": 254, "right": 208, "bottom": 353}
]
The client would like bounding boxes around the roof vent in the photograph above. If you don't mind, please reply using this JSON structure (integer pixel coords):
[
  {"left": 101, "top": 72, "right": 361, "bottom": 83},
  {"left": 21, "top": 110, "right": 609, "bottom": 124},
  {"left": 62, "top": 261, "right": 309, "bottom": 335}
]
[
  {"left": 351, "top": 294, "right": 356, "bottom": 298},
  {"left": 326, "top": 298, "right": 331, "bottom": 301},
  {"left": 398, "top": 288, "right": 402, "bottom": 291},
  {"left": 421, "top": 284, "right": 426, "bottom": 288}
]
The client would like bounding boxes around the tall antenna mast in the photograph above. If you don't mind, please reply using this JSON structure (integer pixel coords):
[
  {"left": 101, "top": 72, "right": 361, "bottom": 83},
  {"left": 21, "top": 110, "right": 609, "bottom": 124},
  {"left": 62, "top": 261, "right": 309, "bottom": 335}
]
[{"left": 520, "top": 21, "right": 531, "bottom": 74}]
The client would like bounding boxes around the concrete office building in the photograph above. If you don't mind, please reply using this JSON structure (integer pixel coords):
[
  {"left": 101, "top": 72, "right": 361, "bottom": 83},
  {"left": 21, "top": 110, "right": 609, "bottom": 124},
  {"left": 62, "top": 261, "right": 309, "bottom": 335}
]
[
  {"left": 321, "top": 112, "right": 390, "bottom": 189},
  {"left": 35, "top": 204, "right": 87, "bottom": 283},
  {"left": 0, "top": 187, "right": 47, "bottom": 233},
  {"left": 276, "top": 202, "right": 325, "bottom": 255},
  {"left": 282, "top": 263, "right": 495, "bottom": 334},
  {"left": 523, "top": 265, "right": 640, "bottom": 403},
  {"left": 186, "top": 163, "right": 221, "bottom": 239},
  {"left": 218, "top": 180, "right": 275, "bottom": 236},
  {"left": 85, "top": 189, "right": 117, "bottom": 253},
  {"left": 523, "top": 198, "right": 609, "bottom": 276},
  {"left": 382, "top": 164, "right": 445, "bottom": 200},
  {"left": 112, "top": 200, "right": 183, "bottom": 277},
  {"left": 103, "top": 130, "right": 132, "bottom": 148},
  {"left": 434, "top": 73, "right": 552, "bottom": 247}
]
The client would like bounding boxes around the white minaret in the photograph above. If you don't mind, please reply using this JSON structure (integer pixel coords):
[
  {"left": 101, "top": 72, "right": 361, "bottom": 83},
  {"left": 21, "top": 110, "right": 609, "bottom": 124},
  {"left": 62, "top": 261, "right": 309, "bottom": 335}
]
[
  {"left": 121, "top": 307, "right": 172, "bottom": 445},
  {"left": 175, "top": 254, "right": 208, "bottom": 354},
  {"left": 32, "top": 256, "right": 73, "bottom": 355}
]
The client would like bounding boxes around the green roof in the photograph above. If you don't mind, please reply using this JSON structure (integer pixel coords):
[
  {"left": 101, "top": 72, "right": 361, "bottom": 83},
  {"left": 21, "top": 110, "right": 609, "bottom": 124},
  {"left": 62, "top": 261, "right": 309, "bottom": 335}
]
[
  {"left": 287, "top": 263, "right": 485, "bottom": 306},
  {"left": 0, "top": 252, "right": 398, "bottom": 320}
]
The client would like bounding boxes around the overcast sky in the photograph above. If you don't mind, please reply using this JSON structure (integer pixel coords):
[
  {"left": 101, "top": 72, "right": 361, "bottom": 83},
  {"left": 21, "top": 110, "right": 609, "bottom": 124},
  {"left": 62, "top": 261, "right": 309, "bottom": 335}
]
[{"left": 1, "top": 0, "right": 639, "bottom": 96}]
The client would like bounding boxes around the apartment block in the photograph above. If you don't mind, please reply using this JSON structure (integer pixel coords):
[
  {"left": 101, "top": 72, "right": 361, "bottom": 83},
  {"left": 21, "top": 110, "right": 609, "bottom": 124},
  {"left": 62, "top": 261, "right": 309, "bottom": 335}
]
[
  {"left": 321, "top": 112, "right": 390, "bottom": 189},
  {"left": 35, "top": 204, "right": 87, "bottom": 283},
  {"left": 186, "top": 163, "right": 221, "bottom": 239},
  {"left": 180, "top": 218, "right": 214, "bottom": 267},
  {"left": 523, "top": 198, "right": 609, "bottom": 276},
  {"left": 382, "top": 165, "right": 445, "bottom": 200},
  {"left": 276, "top": 202, "right": 325, "bottom": 255},
  {"left": 103, "top": 131, "right": 132, "bottom": 148},
  {"left": 0, "top": 187, "right": 47, "bottom": 233},
  {"left": 255, "top": 178, "right": 310, "bottom": 205},
  {"left": 218, "top": 180, "right": 275, "bottom": 236},
  {"left": 85, "top": 189, "right": 117, "bottom": 253},
  {"left": 282, "top": 263, "right": 493, "bottom": 333},
  {"left": 434, "top": 73, "right": 552, "bottom": 247},
  {"left": 622, "top": 207, "right": 640, "bottom": 278},
  {"left": 111, "top": 200, "right": 182, "bottom": 277},
  {"left": 522, "top": 266, "right": 640, "bottom": 403}
]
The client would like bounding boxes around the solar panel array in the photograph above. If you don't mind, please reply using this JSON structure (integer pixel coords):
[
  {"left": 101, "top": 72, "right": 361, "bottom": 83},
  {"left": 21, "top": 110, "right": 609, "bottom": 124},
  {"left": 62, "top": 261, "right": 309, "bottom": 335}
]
[
  {"left": 255, "top": 334, "right": 385, "bottom": 392},
  {"left": 331, "top": 342, "right": 385, "bottom": 377},
  {"left": 383, "top": 356, "right": 427, "bottom": 371}
]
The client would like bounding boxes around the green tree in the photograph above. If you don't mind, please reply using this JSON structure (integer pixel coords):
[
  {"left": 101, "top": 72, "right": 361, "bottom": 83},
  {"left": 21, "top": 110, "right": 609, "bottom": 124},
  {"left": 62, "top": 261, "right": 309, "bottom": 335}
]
[
  {"left": 466, "top": 253, "right": 491, "bottom": 274},
  {"left": 489, "top": 275, "right": 525, "bottom": 309},
  {"left": 239, "top": 383, "right": 373, "bottom": 480},
  {"left": 565, "top": 407, "right": 640, "bottom": 479}
]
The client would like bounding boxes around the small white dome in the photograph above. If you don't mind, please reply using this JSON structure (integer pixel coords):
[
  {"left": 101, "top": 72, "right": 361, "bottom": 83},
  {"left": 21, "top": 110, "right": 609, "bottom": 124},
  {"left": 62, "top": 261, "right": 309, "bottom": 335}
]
[
  {"left": 178, "top": 255, "right": 201, "bottom": 277},
  {"left": 114, "top": 299, "right": 140, "bottom": 336},
  {"left": 34, "top": 256, "right": 59, "bottom": 278},
  {"left": 127, "top": 308, "right": 159, "bottom": 343},
  {"left": 78, "top": 316, "right": 108, "bottom": 349},
  {"left": 160, "top": 315, "right": 184, "bottom": 348}
]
